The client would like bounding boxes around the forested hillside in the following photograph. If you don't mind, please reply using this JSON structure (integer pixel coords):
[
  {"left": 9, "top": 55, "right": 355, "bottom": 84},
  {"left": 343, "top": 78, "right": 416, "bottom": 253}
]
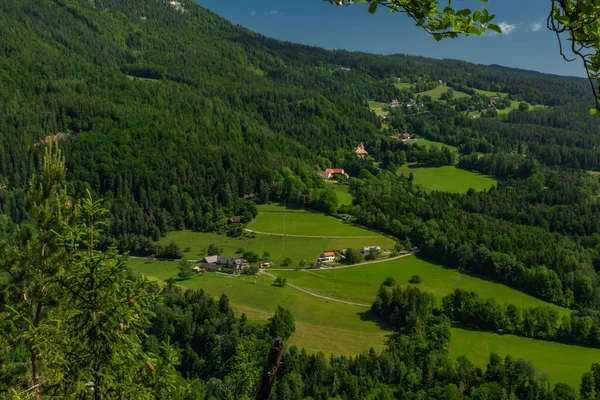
[{"left": 0, "top": 0, "right": 596, "bottom": 251}]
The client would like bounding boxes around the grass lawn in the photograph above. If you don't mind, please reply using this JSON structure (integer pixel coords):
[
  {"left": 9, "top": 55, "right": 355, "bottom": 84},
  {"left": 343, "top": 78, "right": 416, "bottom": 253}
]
[
  {"left": 273, "top": 256, "right": 568, "bottom": 316},
  {"left": 247, "top": 204, "right": 384, "bottom": 237},
  {"left": 450, "top": 328, "right": 600, "bottom": 387},
  {"left": 395, "top": 82, "right": 413, "bottom": 90},
  {"left": 412, "top": 139, "right": 458, "bottom": 153},
  {"left": 397, "top": 164, "right": 496, "bottom": 193},
  {"left": 324, "top": 181, "right": 353, "bottom": 206},
  {"left": 159, "top": 230, "right": 395, "bottom": 265},
  {"left": 128, "top": 258, "right": 389, "bottom": 356},
  {"left": 418, "top": 85, "right": 470, "bottom": 100},
  {"left": 472, "top": 88, "right": 509, "bottom": 98},
  {"left": 368, "top": 100, "right": 388, "bottom": 118}
]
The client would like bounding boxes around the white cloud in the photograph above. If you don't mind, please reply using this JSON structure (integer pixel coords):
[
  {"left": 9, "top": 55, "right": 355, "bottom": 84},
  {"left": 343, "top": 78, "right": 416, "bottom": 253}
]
[
  {"left": 530, "top": 21, "right": 542, "bottom": 32},
  {"left": 266, "top": 10, "right": 278, "bottom": 15},
  {"left": 249, "top": 11, "right": 256, "bottom": 16},
  {"left": 497, "top": 21, "right": 516, "bottom": 35}
]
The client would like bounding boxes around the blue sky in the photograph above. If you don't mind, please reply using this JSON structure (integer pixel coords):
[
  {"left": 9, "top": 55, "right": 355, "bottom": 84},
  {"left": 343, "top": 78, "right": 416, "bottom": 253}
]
[{"left": 195, "top": 0, "right": 585, "bottom": 77}]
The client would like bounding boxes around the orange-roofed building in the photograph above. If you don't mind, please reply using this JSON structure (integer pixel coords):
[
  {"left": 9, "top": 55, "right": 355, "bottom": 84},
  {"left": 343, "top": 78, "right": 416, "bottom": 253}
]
[{"left": 354, "top": 143, "right": 368, "bottom": 158}]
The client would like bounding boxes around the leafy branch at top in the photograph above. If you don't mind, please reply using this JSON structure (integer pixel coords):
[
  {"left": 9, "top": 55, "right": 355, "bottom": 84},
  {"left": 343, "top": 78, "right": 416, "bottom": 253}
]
[
  {"left": 323, "top": 0, "right": 500, "bottom": 40},
  {"left": 548, "top": 0, "right": 600, "bottom": 113}
]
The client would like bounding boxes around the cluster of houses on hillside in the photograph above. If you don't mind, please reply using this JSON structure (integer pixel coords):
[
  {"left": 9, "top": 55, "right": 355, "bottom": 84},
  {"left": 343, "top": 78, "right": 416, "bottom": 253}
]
[
  {"left": 319, "top": 168, "right": 349, "bottom": 179},
  {"left": 316, "top": 246, "right": 382, "bottom": 265},
  {"left": 193, "top": 256, "right": 249, "bottom": 273},
  {"left": 390, "top": 133, "right": 413, "bottom": 142},
  {"left": 390, "top": 99, "right": 424, "bottom": 109}
]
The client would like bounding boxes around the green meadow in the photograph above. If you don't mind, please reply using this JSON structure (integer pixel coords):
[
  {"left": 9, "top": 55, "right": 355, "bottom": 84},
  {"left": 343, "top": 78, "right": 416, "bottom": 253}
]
[
  {"left": 128, "top": 258, "right": 389, "bottom": 355},
  {"left": 413, "top": 139, "right": 458, "bottom": 153},
  {"left": 159, "top": 230, "right": 394, "bottom": 265},
  {"left": 367, "top": 100, "right": 388, "bottom": 117},
  {"left": 394, "top": 82, "right": 413, "bottom": 90},
  {"left": 273, "top": 255, "right": 568, "bottom": 315},
  {"left": 397, "top": 164, "right": 496, "bottom": 193},
  {"left": 129, "top": 256, "right": 588, "bottom": 386},
  {"left": 418, "top": 84, "right": 470, "bottom": 100},
  {"left": 324, "top": 181, "right": 353, "bottom": 206},
  {"left": 450, "top": 328, "right": 600, "bottom": 387},
  {"left": 247, "top": 204, "right": 384, "bottom": 237}
]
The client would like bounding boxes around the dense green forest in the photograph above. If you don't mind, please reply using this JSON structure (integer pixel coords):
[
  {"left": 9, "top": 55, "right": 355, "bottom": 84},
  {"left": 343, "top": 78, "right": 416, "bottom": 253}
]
[{"left": 4, "top": 0, "right": 600, "bottom": 398}]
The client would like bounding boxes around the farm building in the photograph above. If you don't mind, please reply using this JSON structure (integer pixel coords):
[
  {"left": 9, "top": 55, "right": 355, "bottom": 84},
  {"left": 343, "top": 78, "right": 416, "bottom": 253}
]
[
  {"left": 363, "top": 246, "right": 381, "bottom": 254},
  {"left": 319, "top": 251, "right": 337, "bottom": 263},
  {"left": 200, "top": 256, "right": 248, "bottom": 271},
  {"left": 319, "top": 168, "right": 349, "bottom": 179},
  {"left": 228, "top": 216, "right": 242, "bottom": 224},
  {"left": 390, "top": 99, "right": 399, "bottom": 108}
]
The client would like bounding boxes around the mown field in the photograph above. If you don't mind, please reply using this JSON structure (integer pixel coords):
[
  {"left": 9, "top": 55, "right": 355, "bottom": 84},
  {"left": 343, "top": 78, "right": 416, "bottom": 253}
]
[
  {"left": 418, "top": 84, "right": 470, "bottom": 100},
  {"left": 159, "top": 230, "right": 394, "bottom": 265},
  {"left": 450, "top": 328, "right": 600, "bottom": 387},
  {"left": 397, "top": 164, "right": 497, "bottom": 193},
  {"left": 367, "top": 100, "right": 388, "bottom": 117},
  {"left": 128, "top": 258, "right": 389, "bottom": 355},
  {"left": 324, "top": 181, "right": 353, "bottom": 206},
  {"left": 274, "top": 255, "right": 568, "bottom": 315},
  {"left": 412, "top": 139, "right": 458, "bottom": 153},
  {"left": 247, "top": 204, "right": 384, "bottom": 237},
  {"left": 129, "top": 256, "right": 590, "bottom": 386}
]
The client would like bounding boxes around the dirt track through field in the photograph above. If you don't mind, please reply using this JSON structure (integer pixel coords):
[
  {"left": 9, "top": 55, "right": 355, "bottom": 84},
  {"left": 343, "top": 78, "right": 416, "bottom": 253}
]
[
  {"left": 261, "top": 271, "right": 370, "bottom": 307},
  {"left": 244, "top": 229, "right": 376, "bottom": 239}
]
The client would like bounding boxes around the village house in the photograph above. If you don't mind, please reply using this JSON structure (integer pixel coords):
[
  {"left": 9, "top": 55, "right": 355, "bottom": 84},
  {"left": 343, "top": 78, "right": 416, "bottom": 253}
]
[
  {"left": 200, "top": 256, "right": 248, "bottom": 272},
  {"left": 243, "top": 193, "right": 258, "bottom": 201},
  {"left": 390, "top": 99, "right": 400, "bottom": 108},
  {"left": 228, "top": 216, "right": 242, "bottom": 224},
  {"left": 354, "top": 143, "right": 368, "bottom": 158},
  {"left": 318, "top": 251, "right": 337, "bottom": 263},
  {"left": 363, "top": 246, "right": 381, "bottom": 254},
  {"left": 319, "top": 168, "right": 349, "bottom": 179},
  {"left": 401, "top": 133, "right": 412, "bottom": 141}
]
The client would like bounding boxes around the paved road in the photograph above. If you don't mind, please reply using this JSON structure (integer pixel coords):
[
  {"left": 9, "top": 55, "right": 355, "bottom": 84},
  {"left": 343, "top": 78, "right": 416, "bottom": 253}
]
[
  {"left": 268, "top": 252, "right": 414, "bottom": 271},
  {"left": 261, "top": 271, "right": 370, "bottom": 307},
  {"left": 244, "top": 229, "right": 377, "bottom": 239}
]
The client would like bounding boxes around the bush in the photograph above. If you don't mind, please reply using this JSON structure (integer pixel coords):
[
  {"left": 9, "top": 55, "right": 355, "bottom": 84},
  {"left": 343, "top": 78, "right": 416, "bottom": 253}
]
[
  {"left": 383, "top": 277, "right": 397, "bottom": 287},
  {"left": 409, "top": 275, "right": 422, "bottom": 284},
  {"left": 345, "top": 248, "right": 362, "bottom": 264},
  {"left": 243, "top": 251, "right": 260, "bottom": 263},
  {"left": 274, "top": 276, "right": 287, "bottom": 287},
  {"left": 236, "top": 247, "right": 244, "bottom": 254},
  {"left": 281, "top": 257, "right": 293, "bottom": 267},
  {"left": 207, "top": 243, "right": 221, "bottom": 256}
]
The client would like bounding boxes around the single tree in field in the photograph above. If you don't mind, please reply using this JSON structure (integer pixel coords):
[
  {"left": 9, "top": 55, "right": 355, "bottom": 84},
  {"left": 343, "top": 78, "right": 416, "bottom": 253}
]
[
  {"left": 177, "top": 258, "right": 194, "bottom": 280},
  {"left": 0, "top": 143, "right": 73, "bottom": 396}
]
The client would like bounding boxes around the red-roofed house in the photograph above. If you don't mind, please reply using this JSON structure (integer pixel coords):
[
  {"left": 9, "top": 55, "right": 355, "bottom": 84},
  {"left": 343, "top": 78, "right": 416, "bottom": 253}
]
[
  {"left": 319, "top": 168, "right": 349, "bottom": 179},
  {"left": 354, "top": 143, "right": 368, "bottom": 158},
  {"left": 319, "top": 251, "right": 337, "bottom": 263},
  {"left": 390, "top": 99, "right": 400, "bottom": 108}
]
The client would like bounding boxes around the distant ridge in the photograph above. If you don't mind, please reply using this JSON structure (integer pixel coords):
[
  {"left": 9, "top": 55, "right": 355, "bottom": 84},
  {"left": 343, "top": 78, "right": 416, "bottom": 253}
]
[{"left": 488, "top": 64, "right": 588, "bottom": 82}]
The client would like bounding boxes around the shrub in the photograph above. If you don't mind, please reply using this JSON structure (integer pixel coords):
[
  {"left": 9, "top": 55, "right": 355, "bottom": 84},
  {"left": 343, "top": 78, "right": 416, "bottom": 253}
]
[
  {"left": 383, "top": 277, "right": 397, "bottom": 287},
  {"left": 281, "top": 257, "right": 293, "bottom": 267},
  {"left": 243, "top": 251, "right": 260, "bottom": 263},
  {"left": 409, "top": 275, "right": 422, "bottom": 284},
  {"left": 274, "top": 276, "right": 287, "bottom": 287}
]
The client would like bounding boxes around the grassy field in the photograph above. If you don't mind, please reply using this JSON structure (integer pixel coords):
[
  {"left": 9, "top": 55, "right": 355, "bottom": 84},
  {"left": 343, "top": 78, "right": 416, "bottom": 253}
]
[
  {"left": 412, "top": 139, "right": 458, "bottom": 153},
  {"left": 247, "top": 204, "right": 384, "bottom": 237},
  {"left": 450, "top": 328, "right": 600, "bottom": 387},
  {"left": 273, "top": 256, "right": 568, "bottom": 315},
  {"left": 129, "top": 256, "right": 589, "bottom": 385},
  {"left": 128, "top": 258, "right": 389, "bottom": 355},
  {"left": 159, "top": 230, "right": 394, "bottom": 265},
  {"left": 418, "top": 85, "right": 470, "bottom": 100},
  {"left": 395, "top": 82, "right": 413, "bottom": 90},
  {"left": 368, "top": 100, "right": 388, "bottom": 117},
  {"left": 472, "top": 88, "right": 509, "bottom": 98},
  {"left": 397, "top": 164, "right": 496, "bottom": 193},
  {"left": 324, "top": 181, "right": 353, "bottom": 206}
]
